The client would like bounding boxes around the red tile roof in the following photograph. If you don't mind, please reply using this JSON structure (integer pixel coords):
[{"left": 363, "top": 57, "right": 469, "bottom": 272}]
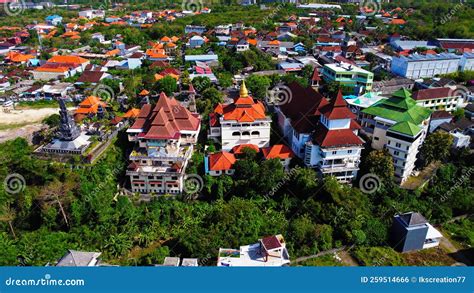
[
  {"left": 313, "top": 127, "right": 364, "bottom": 148},
  {"left": 278, "top": 82, "right": 329, "bottom": 134},
  {"left": 129, "top": 92, "right": 200, "bottom": 140},
  {"left": 262, "top": 144, "right": 294, "bottom": 160},
  {"left": 412, "top": 87, "right": 452, "bottom": 100},
  {"left": 232, "top": 144, "right": 259, "bottom": 154},
  {"left": 319, "top": 90, "right": 356, "bottom": 120},
  {"left": 208, "top": 151, "right": 236, "bottom": 171},
  {"left": 261, "top": 236, "right": 282, "bottom": 251},
  {"left": 213, "top": 85, "right": 267, "bottom": 123}
]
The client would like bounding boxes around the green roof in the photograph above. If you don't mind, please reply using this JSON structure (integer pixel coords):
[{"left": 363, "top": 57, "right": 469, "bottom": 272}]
[
  {"left": 388, "top": 121, "right": 422, "bottom": 137},
  {"left": 362, "top": 89, "right": 432, "bottom": 125}
]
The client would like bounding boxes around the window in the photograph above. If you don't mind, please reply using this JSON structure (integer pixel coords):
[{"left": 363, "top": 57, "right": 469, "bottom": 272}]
[
  {"left": 332, "top": 151, "right": 337, "bottom": 155},
  {"left": 394, "top": 151, "right": 399, "bottom": 156},
  {"left": 348, "top": 150, "right": 352, "bottom": 154},
  {"left": 232, "top": 132, "right": 240, "bottom": 137},
  {"left": 374, "top": 137, "right": 379, "bottom": 141},
  {"left": 396, "top": 142, "right": 401, "bottom": 148}
]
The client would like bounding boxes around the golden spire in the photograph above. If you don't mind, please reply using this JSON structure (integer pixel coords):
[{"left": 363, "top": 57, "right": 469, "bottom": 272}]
[{"left": 240, "top": 80, "right": 248, "bottom": 98}]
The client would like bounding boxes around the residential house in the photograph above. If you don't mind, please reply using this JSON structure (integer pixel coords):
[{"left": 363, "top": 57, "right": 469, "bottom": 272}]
[
  {"left": 56, "top": 250, "right": 102, "bottom": 267},
  {"left": 391, "top": 212, "right": 442, "bottom": 252},
  {"left": 33, "top": 55, "right": 90, "bottom": 80},
  {"left": 217, "top": 235, "right": 290, "bottom": 267},
  {"left": 45, "top": 15, "right": 62, "bottom": 26},
  {"left": 189, "top": 35, "right": 205, "bottom": 48},
  {"left": 205, "top": 151, "right": 237, "bottom": 176},
  {"left": 429, "top": 111, "right": 453, "bottom": 133},
  {"left": 261, "top": 144, "right": 294, "bottom": 170},
  {"left": 78, "top": 10, "right": 105, "bottom": 19}
]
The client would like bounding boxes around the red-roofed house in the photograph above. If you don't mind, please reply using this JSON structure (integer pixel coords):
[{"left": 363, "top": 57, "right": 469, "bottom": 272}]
[
  {"left": 205, "top": 151, "right": 237, "bottom": 176},
  {"left": 126, "top": 92, "right": 201, "bottom": 195},
  {"left": 262, "top": 144, "right": 294, "bottom": 170},
  {"left": 33, "top": 55, "right": 90, "bottom": 80},
  {"left": 208, "top": 81, "right": 271, "bottom": 151}
]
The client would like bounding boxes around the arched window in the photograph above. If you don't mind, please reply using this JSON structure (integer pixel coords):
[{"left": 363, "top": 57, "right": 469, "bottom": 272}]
[
  {"left": 232, "top": 132, "right": 240, "bottom": 137},
  {"left": 242, "top": 131, "right": 250, "bottom": 136},
  {"left": 251, "top": 131, "right": 260, "bottom": 136}
]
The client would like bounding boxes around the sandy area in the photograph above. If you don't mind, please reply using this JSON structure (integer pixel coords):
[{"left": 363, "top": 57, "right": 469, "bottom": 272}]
[
  {"left": 0, "top": 124, "right": 44, "bottom": 144},
  {"left": 0, "top": 108, "right": 63, "bottom": 125},
  {"left": 0, "top": 107, "right": 75, "bottom": 143}
]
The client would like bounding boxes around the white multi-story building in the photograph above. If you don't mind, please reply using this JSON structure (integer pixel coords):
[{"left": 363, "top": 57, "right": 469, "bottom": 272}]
[
  {"left": 275, "top": 83, "right": 364, "bottom": 182},
  {"left": 209, "top": 81, "right": 271, "bottom": 151},
  {"left": 412, "top": 87, "right": 465, "bottom": 112},
  {"left": 460, "top": 52, "right": 474, "bottom": 71},
  {"left": 361, "top": 89, "right": 432, "bottom": 183},
  {"left": 391, "top": 53, "right": 462, "bottom": 79},
  {"left": 126, "top": 93, "right": 201, "bottom": 195},
  {"left": 304, "top": 90, "right": 364, "bottom": 182}
]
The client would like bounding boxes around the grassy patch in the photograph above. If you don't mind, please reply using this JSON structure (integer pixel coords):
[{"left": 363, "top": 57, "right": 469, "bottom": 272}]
[
  {"left": 17, "top": 100, "right": 75, "bottom": 109},
  {"left": 294, "top": 254, "right": 344, "bottom": 267},
  {"left": 402, "top": 247, "right": 456, "bottom": 266},
  {"left": 443, "top": 218, "right": 474, "bottom": 248},
  {"left": 353, "top": 247, "right": 406, "bottom": 266},
  {"left": 0, "top": 122, "right": 32, "bottom": 131}
]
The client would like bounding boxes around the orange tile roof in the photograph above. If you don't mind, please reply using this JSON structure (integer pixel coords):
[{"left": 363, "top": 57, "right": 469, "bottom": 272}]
[
  {"left": 247, "top": 39, "right": 257, "bottom": 46},
  {"left": 106, "top": 49, "right": 120, "bottom": 56},
  {"left": 139, "top": 89, "right": 150, "bottom": 96},
  {"left": 161, "top": 36, "right": 171, "bottom": 42},
  {"left": 123, "top": 108, "right": 140, "bottom": 118},
  {"left": 208, "top": 151, "right": 236, "bottom": 171},
  {"left": 35, "top": 65, "right": 69, "bottom": 73},
  {"left": 75, "top": 96, "right": 107, "bottom": 114},
  {"left": 390, "top": 19, "right": 406, "bottom": 25},
  {"left": 48, "top": 55, "right": 89, "bottom": 64},
  {"left": 6, "top": 51, "right": 34, "bottom": 63},
  {"left": 231, "top": 144, "right": 259, "bottom": 154},
  {"left": 262, "top": 144, "right": 294, "bottom": 160}
]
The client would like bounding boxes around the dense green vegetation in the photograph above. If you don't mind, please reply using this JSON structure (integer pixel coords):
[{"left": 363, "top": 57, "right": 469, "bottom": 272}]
[{"left": 0, "top": 133, "right": 472, "bottom": 265}]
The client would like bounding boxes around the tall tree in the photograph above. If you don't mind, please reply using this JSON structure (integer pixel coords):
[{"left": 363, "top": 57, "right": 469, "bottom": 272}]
[{"left": 421, "top": 132, "right": 454, "bottom": 165}]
